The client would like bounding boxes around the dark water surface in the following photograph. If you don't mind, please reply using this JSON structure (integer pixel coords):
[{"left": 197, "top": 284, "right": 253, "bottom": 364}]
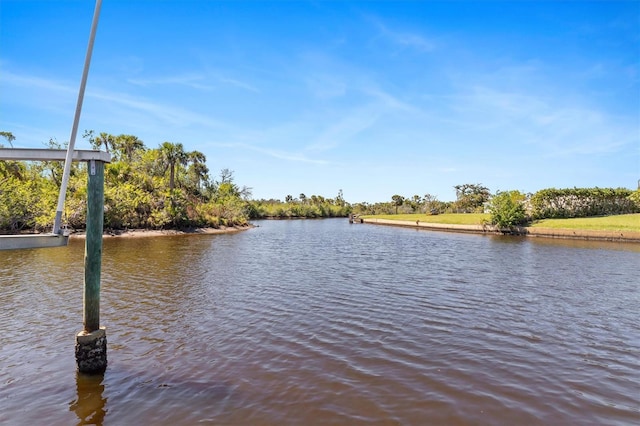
[{"left": 1, "top": 219, "right": 638, "bottom": 425}]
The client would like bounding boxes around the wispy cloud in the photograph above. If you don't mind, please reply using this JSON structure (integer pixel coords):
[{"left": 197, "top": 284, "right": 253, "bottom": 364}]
[
  {"left": 0, "top": 69, "right": 75, "bottom": 94},
  {"left": 386, "top": 30, "right": 436, "bottom": 52},
  {"left": 368, "top": 17, "right": 436, "bottom": 52},
  {"left": 127, "top": 73, "right": 215, "bottom": 90},
  {"left": 219, "top": 77, "right": 260, "bottom": 93},
  {"left": 88, "top": 88, "right": 228, "bottom": 129},
  {"left": 305, "top": 74, "right": 347, "bottom": 99},
  {"left": 454, "top": 85, "right": 637, "bottom": 157},
  {"left": 361, "top": 86, "right": 417, "bottom": 113},
  {"left": 304, "top": 88, "right": 416, "bottom": 153},
  {"left": 301, "top": 79, "right": 420, "bottom": 152},
  {"left": 209, "top": 141, "right": 328, "bottom": 165},
  {"left": 127, "top": 72, "right": 259, "bottom": 93},
  {"left": 305, "top": 105, "right": 383, "bottom": 152}
]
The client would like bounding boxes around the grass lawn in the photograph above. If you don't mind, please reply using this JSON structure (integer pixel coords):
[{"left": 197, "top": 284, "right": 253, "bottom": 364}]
[
  {"left": 530, "top": 213, "right": 640, "bottom": 232},
  {"left": 361, "top": 213, "right": 640, "bottom": 232},
  {"left": 361, "top": 213, "right": 489, "bottom": 225}
]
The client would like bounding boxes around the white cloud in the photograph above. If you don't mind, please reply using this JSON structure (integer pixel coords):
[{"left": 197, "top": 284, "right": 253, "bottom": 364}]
[
  {"left": 208, "top": 141, "right": 328, "bottom": 165},
  {"left": 368, "top": 17, "right": 436, "bottom": 52},
  {"left": 88, "top": 88, "right": 226, "bottom": 129},
  {"left": 127, "top": 73, "right": 215, "bottom": 91},
  {"left": 305, "top": 104, "right": 383, "bottom": 152},
  {"left": 126, "top": 72, "right": 259, "bottom": 93},
  {"left": 0, "top": 69, "right": 76, "bottom": 94},
  {"left": 454, "top": 85, "right": 638, "bottom": 157},
  {"left": 219, "top": 77, "right": 260, "bottom": 93},
  {"left": 305, "top": 74, "right": 347, "bottom": 99}
]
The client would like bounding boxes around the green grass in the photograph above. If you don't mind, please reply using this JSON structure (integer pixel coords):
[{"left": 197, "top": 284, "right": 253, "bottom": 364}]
[
  {"left": 361, "top": 213, "right": 489, "bottom": 225},
  {"left": 361, "top": 213, "right": 640, "bottom": 232},
  {"left": 530, "top": 213, "right": 640, "bottom": 232}
]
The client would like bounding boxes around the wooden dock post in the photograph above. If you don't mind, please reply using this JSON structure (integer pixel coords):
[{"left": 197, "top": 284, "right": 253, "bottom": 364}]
[{"left": 75, "top": 159, "right": 107, "bottom": 374}]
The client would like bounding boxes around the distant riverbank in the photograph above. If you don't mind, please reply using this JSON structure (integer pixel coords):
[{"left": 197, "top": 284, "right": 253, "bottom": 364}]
[
  {"left": 69, "top": 224, "right": 253, "bottom": 239},
  {"left": 361, "top": 217, "right": 640, "bottom": 243}
]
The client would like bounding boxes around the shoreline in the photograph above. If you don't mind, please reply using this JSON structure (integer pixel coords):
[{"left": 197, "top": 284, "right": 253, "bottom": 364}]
[
  {"left": 361, "top": 218, "right": 640, "bottom": 243},
  {"left": 68, "top": 224, "right": 254, "bottom": 239}
]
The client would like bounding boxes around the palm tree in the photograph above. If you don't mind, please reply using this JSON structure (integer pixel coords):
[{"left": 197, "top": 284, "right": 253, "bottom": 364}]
[
  {"left": 0, "top": 131, "right": 22, "bottom": 181},
  {"left": 92, "top": 132, "right": 116, "bottom": 153},
  {"left": 392, "top": 194, "right": 404, "bottom": 214},
  {"left": 0, "top": 131, "right": 15, "bottom": 147},
  {"left": 187, "top": 150, "right": 209, "bottom": 192},
  {"left": 115, "top": 134, "right": 145, "bottom": 162},
  {"left": 159, "top": 141, "right": 187, "bottom": 191}
]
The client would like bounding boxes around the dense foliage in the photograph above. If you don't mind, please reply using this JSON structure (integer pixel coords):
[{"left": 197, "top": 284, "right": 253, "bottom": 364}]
[
  {"left": 357, "top": 185, "right": 639, "bottom": 225},
  {"left": 453, "top": 183, "right": 491, "bottom": 213},
  {"left": 487, "top": 190, "right": 527, "bottom": 228},
  {"left": 351, "top": 193, "right": 454, "bottom": 216},
  {"left": 0, "top": 131, "right": 354, "bottom": 232},
  {"left": 1, "top": 133, "right": 253, "bottom": 231},
  {"left": 249, "top": 193, "right": 351, "bottom": 219},
  {"left": 529, "top": 187, "right": 639, "bottom": 219},
  {"left": 2, "top": 129, "right": 637, "bottom": 232}
]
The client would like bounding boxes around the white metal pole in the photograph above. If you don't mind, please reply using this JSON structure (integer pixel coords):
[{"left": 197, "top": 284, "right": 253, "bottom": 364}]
[{"left": 53, "top": 0, "right": 103, "bottom": 235}]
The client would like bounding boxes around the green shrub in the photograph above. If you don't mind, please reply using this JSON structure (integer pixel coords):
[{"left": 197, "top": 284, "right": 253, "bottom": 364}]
[
  {"left": 628, "top": 189, "right": 640, "bottom": 210},
  {"left": 488, "top": 190, "right": 527, "bottom": 228}
]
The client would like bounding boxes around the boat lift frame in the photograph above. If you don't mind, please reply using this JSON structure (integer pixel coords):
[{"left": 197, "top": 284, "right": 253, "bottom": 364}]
[
  {"left": 0, "top": 0, "right": 103, "bottom": 252},
  {"left": 0, "top": 0, "right": 108, "bottom": 374},
  {"left": 0, "top": 148, "right": 110, "bottom": 250}
]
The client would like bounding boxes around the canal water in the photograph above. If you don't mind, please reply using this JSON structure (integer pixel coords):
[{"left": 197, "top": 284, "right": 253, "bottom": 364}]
[{"left": 0, "top": 219, "right": 638, "bottom": 425}]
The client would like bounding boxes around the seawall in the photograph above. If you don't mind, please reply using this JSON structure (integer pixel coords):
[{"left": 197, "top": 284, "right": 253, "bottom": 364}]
[{"left": 361, "top": 218, "right": 640, "bottom": 243}]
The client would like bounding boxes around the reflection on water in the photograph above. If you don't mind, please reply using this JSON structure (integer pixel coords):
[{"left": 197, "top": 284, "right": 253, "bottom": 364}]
[
  {"left": 1, "top": 219, "right": 639, "bottom": 425},
  {"left": 70, "top": 373, "right": 106, "bottom": 425},
  {"left": 527, "top": 233, "right": 640, "bottom": 252}
]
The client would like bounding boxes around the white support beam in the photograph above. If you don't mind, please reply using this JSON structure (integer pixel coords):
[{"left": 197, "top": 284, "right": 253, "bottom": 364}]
[
  {"left": 0, "top": 148, "right": 111, "bottom": 163},
  {"left": 0, "top": 234, "right": 69, "bottom": 250}
]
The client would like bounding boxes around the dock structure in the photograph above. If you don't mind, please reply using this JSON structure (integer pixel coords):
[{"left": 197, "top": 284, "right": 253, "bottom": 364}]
[
  {"left": 76, "top": 155, "right": 108, "bottom": 374},
  {"left": 0, "top": 233, "right": 70, "bottom": 250},
  {"left": 0, "top": 0, "right": 106, "bottom": 374},
  {"left": 0, "top": 148, "right": 111, "bottom": 162},
  {"left": 0, "top": 149, "right": 110, "bottom": 251},
  {"left": 0, "top": 148, "right": 111, "bottom": 374},
  {"left": 348, "top": 214, "right": 363, "bottom": 224}
]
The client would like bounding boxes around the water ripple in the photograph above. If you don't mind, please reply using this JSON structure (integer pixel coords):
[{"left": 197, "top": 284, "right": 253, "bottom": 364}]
[{"left": 1, "top": 220, "right": 639, "bottom": 425}]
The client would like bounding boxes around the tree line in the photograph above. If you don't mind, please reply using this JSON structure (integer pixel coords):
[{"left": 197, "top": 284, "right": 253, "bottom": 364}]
[
  {"left": 370, "top": 183, "right": 639, "bottom": 228},
  {"left": 0, "top": 131, "right": 351, "bottom": 232},
  {"left": 2, "top": 131, "right": 638, "bottom": 232}
]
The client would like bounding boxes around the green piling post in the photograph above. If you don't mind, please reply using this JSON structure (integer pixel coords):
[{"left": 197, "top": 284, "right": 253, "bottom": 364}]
[
  {"left": 76, "top": 159, "right": 107, "bottom": 374},
  {"left": 84, "top": 159, "right": 104, "bottom": 332}
]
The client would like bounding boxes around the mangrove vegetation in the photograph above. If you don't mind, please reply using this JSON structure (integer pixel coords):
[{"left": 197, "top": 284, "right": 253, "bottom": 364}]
[{"left": 0, "top": 131, "right": 351, "bottom": 232}]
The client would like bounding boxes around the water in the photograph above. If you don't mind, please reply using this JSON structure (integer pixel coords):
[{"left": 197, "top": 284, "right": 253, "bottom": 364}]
[{"left": 1, "top": 219, "right": 638, "bottom": 425}]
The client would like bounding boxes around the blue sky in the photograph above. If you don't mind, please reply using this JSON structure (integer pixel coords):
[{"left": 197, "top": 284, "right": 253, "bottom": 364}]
[{"left": 1, "top": 1, "right": 638, "bottom": 203}]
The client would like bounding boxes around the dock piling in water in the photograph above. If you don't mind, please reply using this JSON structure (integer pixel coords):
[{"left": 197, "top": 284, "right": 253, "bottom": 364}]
[{"left": 75, "top": 159, "right": 107, "bottom": 374}]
